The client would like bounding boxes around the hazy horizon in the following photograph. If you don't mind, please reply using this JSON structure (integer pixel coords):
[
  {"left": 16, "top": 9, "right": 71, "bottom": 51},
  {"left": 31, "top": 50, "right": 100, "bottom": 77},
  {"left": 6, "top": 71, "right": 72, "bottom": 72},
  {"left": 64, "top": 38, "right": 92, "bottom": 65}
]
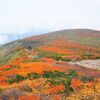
[{"left": 0, "top": 28, "right": 100, "bottom": 46}]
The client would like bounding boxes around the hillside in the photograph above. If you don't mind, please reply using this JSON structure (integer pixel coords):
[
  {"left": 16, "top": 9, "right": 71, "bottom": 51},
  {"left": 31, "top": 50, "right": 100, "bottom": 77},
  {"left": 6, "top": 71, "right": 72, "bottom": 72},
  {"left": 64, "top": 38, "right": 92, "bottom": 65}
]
[
  {"left": 0, "top": 29, "right": 100, "bottom": 99},
  {"left": 0, "top": 29, "right": 100, "bottom": 65}
]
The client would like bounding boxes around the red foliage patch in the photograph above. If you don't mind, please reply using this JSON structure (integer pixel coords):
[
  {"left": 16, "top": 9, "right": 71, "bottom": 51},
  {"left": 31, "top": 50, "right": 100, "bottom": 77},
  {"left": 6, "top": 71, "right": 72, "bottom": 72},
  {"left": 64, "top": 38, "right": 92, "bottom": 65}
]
[{"left": 71, "top": 79, "right": 83, "bottom": 90}]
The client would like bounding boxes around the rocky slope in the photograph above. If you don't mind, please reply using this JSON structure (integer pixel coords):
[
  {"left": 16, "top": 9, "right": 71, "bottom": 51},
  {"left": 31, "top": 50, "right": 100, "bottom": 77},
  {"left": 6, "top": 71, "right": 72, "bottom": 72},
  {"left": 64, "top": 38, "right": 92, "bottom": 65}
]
[{"left": 69, "top": 59, "right": 100, "bottom": 70}]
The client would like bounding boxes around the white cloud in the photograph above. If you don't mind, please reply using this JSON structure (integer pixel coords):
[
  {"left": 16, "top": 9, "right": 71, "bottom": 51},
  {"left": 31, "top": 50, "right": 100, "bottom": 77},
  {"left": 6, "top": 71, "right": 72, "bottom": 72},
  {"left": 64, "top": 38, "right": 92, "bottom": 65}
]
[
  {"left": 0, "top": 0, "right": 100, "bottom": 44},
  {"left": 0, "top": 34, "right": 9, "bottom": 44}
]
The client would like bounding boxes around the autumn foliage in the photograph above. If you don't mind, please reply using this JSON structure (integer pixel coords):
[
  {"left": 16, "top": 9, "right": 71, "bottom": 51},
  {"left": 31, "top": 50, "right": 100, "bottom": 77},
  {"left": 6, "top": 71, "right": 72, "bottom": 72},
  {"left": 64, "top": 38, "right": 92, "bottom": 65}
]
[{"left": 0, "top": 38, "right": 100, "bottom": 99}]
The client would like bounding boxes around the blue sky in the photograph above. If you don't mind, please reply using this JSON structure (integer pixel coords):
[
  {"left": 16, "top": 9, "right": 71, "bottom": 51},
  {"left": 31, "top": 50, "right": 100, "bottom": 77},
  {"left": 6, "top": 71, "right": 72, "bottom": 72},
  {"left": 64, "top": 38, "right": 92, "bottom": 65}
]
[{"left": 0, "top": 0, "right": 100, "bottom": 44}]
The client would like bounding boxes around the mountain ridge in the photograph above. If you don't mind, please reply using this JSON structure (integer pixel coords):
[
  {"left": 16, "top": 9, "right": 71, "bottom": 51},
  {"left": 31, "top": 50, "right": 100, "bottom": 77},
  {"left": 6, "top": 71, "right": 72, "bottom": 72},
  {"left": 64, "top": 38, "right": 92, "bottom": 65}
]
[
  {"left": 0, "top": 29, "right": 100, "bottom": 65},
  {"left": 0, "top": 29, "right": 100, "bottom": 99}
]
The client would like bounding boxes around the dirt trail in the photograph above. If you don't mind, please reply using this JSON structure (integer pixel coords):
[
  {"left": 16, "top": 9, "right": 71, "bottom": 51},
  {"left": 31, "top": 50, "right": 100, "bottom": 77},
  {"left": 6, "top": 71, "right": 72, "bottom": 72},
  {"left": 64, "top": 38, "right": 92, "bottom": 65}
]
[{"left": 70, "top": 59, "right": 100, "bottom": 70}]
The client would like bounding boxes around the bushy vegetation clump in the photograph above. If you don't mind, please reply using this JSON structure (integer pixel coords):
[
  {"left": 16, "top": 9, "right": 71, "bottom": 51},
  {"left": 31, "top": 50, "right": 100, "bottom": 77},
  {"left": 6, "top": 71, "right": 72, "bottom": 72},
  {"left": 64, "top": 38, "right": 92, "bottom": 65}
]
[
  {"left": 43, "top": 71, "right": 54, "bottom": 78},
  {"left": 6, "top": 74, "right": 26, "bottom": 84},
  {"left": 37, "top": 51, "right": 62, "bottom": 61},
  {"left": 6, "top": 70, "right": 78, "bottom": 84},
  {"left": 68, "top": 70, "right": 77, "bottom": 78},
  {"left": 6, "top": 69, "right": 95, "bottom": 96},
  {"left": 27, "top": 72, "right": 41, "bottom": 79},
  {"left": 64, "top": 77, "right": 74, "bottom": 94},
  {"left": 5, "top": 69, "right": 96, "bottom": 98},
  {"left": 81, "top": 76, "right": 94, "bottom": 82}
]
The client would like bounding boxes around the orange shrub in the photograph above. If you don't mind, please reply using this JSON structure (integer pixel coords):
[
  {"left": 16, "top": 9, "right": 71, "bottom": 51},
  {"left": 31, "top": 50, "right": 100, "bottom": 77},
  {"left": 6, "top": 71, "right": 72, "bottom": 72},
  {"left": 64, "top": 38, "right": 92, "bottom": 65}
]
[
  {"left": 18, "top": 95, "right": 40, "bottom": 100},
  {"left": 71, "top": 79, "right": 83, "bottom": 90},
  {"left": 51, "top": 85, "right": 64, "bottom": 93},
  {"left": 86, "top": 82, "right": 95, "bottom": 87},
  {"left": 53, "top": 95, "right": 61, "bottom": 100}
]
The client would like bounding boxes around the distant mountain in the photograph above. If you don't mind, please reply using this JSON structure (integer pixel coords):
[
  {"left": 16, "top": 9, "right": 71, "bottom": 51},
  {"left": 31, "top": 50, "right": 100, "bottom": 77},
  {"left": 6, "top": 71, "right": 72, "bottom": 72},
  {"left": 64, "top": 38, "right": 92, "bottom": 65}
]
[{"left": 0, "top": 29, "right": 100, "bottom": 65}]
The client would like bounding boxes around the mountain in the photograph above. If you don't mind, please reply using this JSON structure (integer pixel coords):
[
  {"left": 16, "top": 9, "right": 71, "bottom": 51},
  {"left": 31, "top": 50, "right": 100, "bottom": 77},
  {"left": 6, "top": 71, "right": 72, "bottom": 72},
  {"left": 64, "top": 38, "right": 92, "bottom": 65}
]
[
  {"left": 0, "top": 29, "right": 100, "bottom": 65},
  {"left": 0, "top": 29, "right": 100, "bottom": 99}
]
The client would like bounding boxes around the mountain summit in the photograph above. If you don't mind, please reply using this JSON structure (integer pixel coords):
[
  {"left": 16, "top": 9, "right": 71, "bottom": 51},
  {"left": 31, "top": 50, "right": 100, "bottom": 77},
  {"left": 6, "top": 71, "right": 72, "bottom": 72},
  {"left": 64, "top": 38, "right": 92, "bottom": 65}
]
[{"left": 0, "top": 29, "right": 100, "bottom": 65}]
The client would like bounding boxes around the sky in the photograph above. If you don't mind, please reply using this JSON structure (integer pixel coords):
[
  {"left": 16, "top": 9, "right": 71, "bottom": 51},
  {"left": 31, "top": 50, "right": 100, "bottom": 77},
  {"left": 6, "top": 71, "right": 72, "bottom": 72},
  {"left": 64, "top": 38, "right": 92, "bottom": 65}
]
[{"left": 0, "top": 0, "right": 100, "bottom": 44}]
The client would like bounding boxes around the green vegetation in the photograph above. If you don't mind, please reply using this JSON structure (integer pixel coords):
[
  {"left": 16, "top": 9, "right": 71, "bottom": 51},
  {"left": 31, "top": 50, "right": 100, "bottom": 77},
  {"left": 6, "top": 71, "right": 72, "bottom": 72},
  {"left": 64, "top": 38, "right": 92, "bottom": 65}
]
[
  {"left": 82, "top": 53, "right": 94, "bottom": 59},
  {"left": 33, "top": 57, "right": 40, "bottom": 62},
  {"left": 0, "top": 51, "right": 20, "bottom": 65},
  {"left": 42, "top": 70, "right": 76, "bottom": 94},
  {"left": 27, "top": 72, "right": 41, "bottom": 79},
  {"left": 6, "top": 70, "right": 76, "bottom": 84},
  {"left": 5, "top": 65, "right": 20, "bottom": 71},
  {"left": 43, "top": 71, "right": 54, "bottom": 78},
  {"left": 47, "top": 78, "right": 65, "bottom": 86},
  {"left": 43, "top": 70, "right": 67, "bottom": 78},
  {"left": 81, "top": 76, "right": 94, "bottom": 82},
  {"left": 23, "top": 59, "right": 34, "bottom": 63},
  {"left": 95, "top": 56, "right": 100, "bottom": 59},
  {"left": 47, "top": 74, "right": 74, "bottom": 94},
  {"left": 64, "top": 77, "right": 74, "bottom": 94},
  {"left": 37, "top": 51, "right": 62, "bottom": 61},
  {"left": 54, "top": 71, "right": 67, "bottom": 77},
  {"left": 6, "top": 69, "right": 95, "bottom": 94},
  {"left": 68, "top": 70, "right": 77, "bottom": 78},
  {"left": 15, "top": 74, "right": 26, "bottom": 83},
  {"left": 6, "top": 74, "right": 26, "bottom": 84},
  {"left": 0, "top": 29, "right": 100, "bottom": 66},
  {"left": 5, "top": 69, "right": 96, "bottom": 96}
]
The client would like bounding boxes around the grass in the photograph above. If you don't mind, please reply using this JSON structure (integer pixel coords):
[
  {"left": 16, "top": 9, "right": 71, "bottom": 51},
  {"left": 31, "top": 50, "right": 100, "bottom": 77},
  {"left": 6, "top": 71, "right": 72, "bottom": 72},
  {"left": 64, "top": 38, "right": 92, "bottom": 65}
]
[
  {"left": 37, "top": 51, "right": 63, "bottom": 61},
  {"left": 23, "top": 60, "right": 34, "bottom": 63},
  {"left": 81, "top": 76, "right": 95, "bottom": 82},
  {"left": 0, "top": 51, "right": 20, "bottom": 65},
  {"left": 5, "top": 65, "right": 20, "bottom": 71}
]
